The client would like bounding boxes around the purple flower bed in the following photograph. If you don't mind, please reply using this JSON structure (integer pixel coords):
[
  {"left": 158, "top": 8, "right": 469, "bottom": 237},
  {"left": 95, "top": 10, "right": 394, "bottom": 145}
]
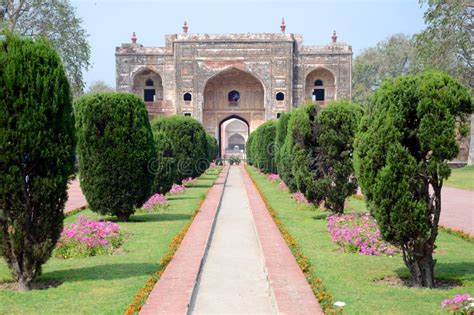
[
  {"left": 292, "top": 192, "right": 309, "bottom": 204},
  {"left": 54, "top": 215, "right": 125, "bottom": 259},
  {"left": 182, "top": 177, "right": 197, "bottom": 187},
  {"left": 278, "top": 181, "right": 288, "bottom": 190},
  {"left": 327, "top": 212, "right": 399, "bottom": 256},
  {"left": 170, "top": 183, "right": 186, "bottom": 194},
  {"left": 267, "top": 173, "right": 280, "bottom": 181},
  {"left": 143, "top": 193, "right": 167, "bottom": 211},
  {"left": 441, "top": 293, "right": 474, "bottom": 314}
]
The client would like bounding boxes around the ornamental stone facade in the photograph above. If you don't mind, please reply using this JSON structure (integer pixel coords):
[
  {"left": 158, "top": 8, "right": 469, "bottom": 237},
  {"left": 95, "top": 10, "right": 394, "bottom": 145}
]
[{"left": 115, "top": 27, "right": 352, "bottom": 155}]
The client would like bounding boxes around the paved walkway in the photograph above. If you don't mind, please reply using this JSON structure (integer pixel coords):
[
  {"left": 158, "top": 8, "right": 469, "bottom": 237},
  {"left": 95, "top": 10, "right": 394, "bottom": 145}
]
[
  {"left": 189, "top": 167, "right": 277, "bottom": 314},
  {"left": 440, "top": 186, "right": 474, "bottom": 236},
  {"left": 65, "top": 179, "right": 87, "bottom": 213},
  {"left": 141, "top": 165, "right": 322, "bottom": 314}
]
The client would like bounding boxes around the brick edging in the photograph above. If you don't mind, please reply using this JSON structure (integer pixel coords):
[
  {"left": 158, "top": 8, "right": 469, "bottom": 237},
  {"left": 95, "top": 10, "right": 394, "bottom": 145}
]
[
  {"left": 241, "top": 166, "right": 324, "bottom": 315},
  {"left": 139, "top": 165, "right": 229, "bottom": 314}
]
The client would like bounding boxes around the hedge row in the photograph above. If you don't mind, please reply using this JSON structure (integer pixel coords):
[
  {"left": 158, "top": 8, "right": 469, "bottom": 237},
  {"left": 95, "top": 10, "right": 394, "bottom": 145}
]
[
  {"left": 248, "top": 70, "right": 473, "bottom": 288},
  {"left": 76, "top": 99, "right": 219, "bottom": 222},
  {"left": 247, "top": 101, "right": 362, "bottom": 213},
  {"left": 0, "top": 34, "right": 218, "bottom": 290}
]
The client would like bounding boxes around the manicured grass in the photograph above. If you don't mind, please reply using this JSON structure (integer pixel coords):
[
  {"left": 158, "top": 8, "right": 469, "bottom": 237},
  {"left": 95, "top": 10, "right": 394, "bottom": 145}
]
[
  {"left": 445, "top": 165, "right": 474, "bottom": 191},
  {"left": 0, "top": 168, "right": 222, "bottom": 314},
  {"left": 247, "top": 166, "right": 474, "bottom": 315}
]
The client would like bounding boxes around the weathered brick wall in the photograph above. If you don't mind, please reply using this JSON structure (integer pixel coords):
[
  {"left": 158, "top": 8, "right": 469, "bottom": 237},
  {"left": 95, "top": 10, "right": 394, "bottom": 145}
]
[{"left": 115, "top": 33, "right": 352, "bottom": 131}]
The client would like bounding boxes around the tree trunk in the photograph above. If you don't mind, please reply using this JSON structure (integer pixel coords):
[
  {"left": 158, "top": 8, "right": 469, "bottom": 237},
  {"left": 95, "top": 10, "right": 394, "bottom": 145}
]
[
  {"left": 116, "top": 211, "right": 130, "bottom": 222},
  {"left": 17, "top": 276, "right": 32, "bottom": 291},
  {"left": 404, "top": 241, "right": 436, "bottom": 288},
  {"left": 12, "top": 256, "right": 33, "bottom": 291}
]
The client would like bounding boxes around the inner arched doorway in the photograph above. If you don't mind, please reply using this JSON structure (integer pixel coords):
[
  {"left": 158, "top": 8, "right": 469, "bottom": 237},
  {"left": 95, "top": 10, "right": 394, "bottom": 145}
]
[
  {"left": 218, "top": 115, "right": 249, "bottom": 158},
  {"left": 203, "top": 68, "right": 265, "bottom": 153}
]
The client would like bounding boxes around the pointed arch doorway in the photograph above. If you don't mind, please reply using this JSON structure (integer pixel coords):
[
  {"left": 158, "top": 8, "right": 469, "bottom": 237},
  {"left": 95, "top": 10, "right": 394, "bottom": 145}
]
[{"left": 218, "top": 115, "right": 249, "bottom": 158}]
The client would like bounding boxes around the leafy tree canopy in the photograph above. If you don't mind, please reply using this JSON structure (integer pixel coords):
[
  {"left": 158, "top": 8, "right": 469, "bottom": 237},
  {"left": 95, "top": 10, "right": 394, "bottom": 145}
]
[
  {"left": 1, "top": 0, "right": 91, "bottom": 95},
  {"left": 416, "top": 0, "right": 473, "bottom": 89}
]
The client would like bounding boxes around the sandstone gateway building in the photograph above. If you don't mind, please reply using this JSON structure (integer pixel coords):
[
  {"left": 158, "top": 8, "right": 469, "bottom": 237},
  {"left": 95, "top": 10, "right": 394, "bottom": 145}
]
[{"left": 115, "top": 22, "right": 352, "bottom": 156}]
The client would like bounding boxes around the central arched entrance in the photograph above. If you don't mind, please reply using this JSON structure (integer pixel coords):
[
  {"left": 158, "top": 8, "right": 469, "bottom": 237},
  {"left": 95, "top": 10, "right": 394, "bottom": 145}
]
[
  {"left": 203, "top": 68, "right": 265, "bottom": 153},
  {"left": 218, "top": 115, "right": 249, "bottom": 158}
]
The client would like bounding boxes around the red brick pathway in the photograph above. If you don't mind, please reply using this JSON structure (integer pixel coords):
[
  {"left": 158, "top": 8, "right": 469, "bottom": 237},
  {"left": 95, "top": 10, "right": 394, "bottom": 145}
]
[
  {"left": 241, "top": 166, "right": 323, "bottom": 315},
  {"left": 140, "top": 166, "right": 229, "bottom": 315},
  {"left": 440, "top": 186, "right": 474, "bottom": 236},
  {"left": 65, "top": 179, "right": 87, "bottom": 213}
]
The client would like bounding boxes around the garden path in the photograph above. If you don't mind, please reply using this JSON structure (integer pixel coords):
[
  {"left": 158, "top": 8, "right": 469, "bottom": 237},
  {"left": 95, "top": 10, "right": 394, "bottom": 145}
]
[
  {"left": 65, "top": 179, "right": 87, "bottom": 213},
  {"left": 440, "top": 186, "right": 474, "bottom": 236},
  {"left": 189, "top": 166, "right": 277, "bottom": 314}
]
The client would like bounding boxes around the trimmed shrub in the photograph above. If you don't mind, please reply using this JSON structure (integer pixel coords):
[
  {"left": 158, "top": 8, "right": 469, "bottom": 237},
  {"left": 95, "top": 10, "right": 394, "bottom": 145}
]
[
  {"left": 275, "top": 111, "right": 291, "bottom": 170},
  {"left": 252, "top": 120, "right": 277, "bottom": 173},
  {"left": 279, "top": 102, "right": 361, "bottom": 213},
  {"left": 151, "top": 131, "right": 177, "bottom": 194},
  {"left": 312, "top": 101, "right": 362, "bottom": 213},
  {"left": 0, "top": 34, "right": 75, "bottom": 290},
  {"left": 206, "top": 133, "right": 218, "bottom": 162},
  {"left": 75, "top": 92, "right": 155, "bottom": 221},
  {"left": 151, "top": 116, "right": 209, "bottom": 182},
  {"left": 276, "top": 112, "right": 296, "bottom": 190},
  {"left": 287, "top": 104, "right": 318, "bottom": 196},
  {"left": 354, "top": 70, "right": 472, "bottom": 288},
  {"left": 246, "top": 132, "right": 255, "bottom": 165}
]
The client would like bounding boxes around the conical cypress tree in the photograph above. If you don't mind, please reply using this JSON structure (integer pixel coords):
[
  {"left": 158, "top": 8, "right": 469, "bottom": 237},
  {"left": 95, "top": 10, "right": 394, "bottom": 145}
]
[
  {"left": 75, "top": 93, "right": 156, "bottom": 221},
  {"left": 0, "top": 34, "right": 76, "bottom": 291}
]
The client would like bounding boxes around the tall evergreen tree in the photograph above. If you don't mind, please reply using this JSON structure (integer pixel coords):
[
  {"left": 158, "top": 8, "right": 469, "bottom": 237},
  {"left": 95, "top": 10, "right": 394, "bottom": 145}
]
[
  {"left": 75, "top": 93, "right": 156, "bottom": 221},
  {"left": 354, "top": 71, "right": 472, "bottom": 287},
  {"left": 0, "top": 34, "right": 76, "bottom": 290}
]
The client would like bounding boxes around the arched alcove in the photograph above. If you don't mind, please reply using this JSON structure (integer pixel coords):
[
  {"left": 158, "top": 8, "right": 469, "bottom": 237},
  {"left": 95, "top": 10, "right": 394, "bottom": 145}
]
[
  {"left": 132, "top": 69, "right": 163, "bottom": 102},
  {"left": 203, "top": 68, "right": 265, "bottom": 146},
  {"left": 305, "top": 68, "right": 336, "bottom": 104}
]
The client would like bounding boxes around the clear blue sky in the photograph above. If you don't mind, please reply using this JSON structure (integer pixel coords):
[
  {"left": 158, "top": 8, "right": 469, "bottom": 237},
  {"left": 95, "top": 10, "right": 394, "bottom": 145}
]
[{"left": 71, "top": 0, "right": 427, "bottom": 89}]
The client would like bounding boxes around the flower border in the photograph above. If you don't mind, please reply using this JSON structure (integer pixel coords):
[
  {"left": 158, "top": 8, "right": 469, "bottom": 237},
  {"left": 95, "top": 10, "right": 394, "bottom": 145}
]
[
  {"left": 439, "top": 226, "right": 474, "bottom": 243},
  {"left": 124, "top": 168, "right": 222, "bottom": 315},
  {"left": 246, "top": 166, "right": 342, "bottom": 314}
]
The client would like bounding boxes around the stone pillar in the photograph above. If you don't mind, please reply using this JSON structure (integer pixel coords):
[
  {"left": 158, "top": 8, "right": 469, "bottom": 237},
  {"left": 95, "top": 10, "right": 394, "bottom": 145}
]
[{"left": 468, "top": 114, "right": 474, "bottom": 165}]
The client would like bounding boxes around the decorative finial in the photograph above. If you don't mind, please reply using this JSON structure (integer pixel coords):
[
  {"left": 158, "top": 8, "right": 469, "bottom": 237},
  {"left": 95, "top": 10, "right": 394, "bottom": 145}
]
[
  {"left": 331, "top": 30, "right": 337, "bottom": 43},
  {"left": 280, "top": 18, "right": 286, "bottom": 33},
  {"left": 131, "top": 32, "right": 137, "bottom": 44},
  {"left": 183, "top": 21, "right": 188, "bottom": 34}
]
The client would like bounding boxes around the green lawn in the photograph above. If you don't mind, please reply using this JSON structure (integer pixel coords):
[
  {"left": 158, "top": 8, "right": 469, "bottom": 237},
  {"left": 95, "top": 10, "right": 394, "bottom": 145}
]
[
  {"left": 0, "top": 168, "right": 221, "bottom": 314},
  {"left": 445, "top": 165, "right": 474, "bottom": 191},
  {"left": 247, "top": 166, "right": 474, "bottom": 315}
]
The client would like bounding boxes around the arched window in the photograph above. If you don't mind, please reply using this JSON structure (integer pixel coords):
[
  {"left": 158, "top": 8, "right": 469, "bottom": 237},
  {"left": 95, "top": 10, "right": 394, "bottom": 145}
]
[
  {"left": 228, "top": 90, "right": 240, "bottom": 106},
  {"left": 145, "top": 79, "right": 154, "bottom": 86},
  {"left": 183, "top": 92, "right": 192, "bottom": 101},
  {"left": 314, "top": 79, "right": 323, "bottom": 86},
  {"left": 276, "top": 92, "right": 285, "bottom": 101}
]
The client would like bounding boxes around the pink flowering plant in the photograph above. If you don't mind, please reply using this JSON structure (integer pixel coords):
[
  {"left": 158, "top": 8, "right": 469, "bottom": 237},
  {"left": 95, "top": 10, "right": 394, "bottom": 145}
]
[
  {"left": 292, "top": 192, "right": 309, "bottom": 204},
  {"left": 278, "top": 181, "right": 288, "bottom": 190},
  {"left": 142, "top": 193, "right": 168, "bottom": 212},
  {"left": 327, "top": 212, "right": 399, "bottom": 256},
  {"left": 182, "top": 177, "right": 197, "bottom": 187},
  {"left": 54, "top": 215, "right": 125, "bottom": 259},
  {"left": 441, "top": 293, "right": 474, "bottom": 314},
  {"left": 170, "top": 183, "right": 186, "bottom": 194},
  {"left": 267, "top": 173, "right": 280, "bottom": 181}
]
